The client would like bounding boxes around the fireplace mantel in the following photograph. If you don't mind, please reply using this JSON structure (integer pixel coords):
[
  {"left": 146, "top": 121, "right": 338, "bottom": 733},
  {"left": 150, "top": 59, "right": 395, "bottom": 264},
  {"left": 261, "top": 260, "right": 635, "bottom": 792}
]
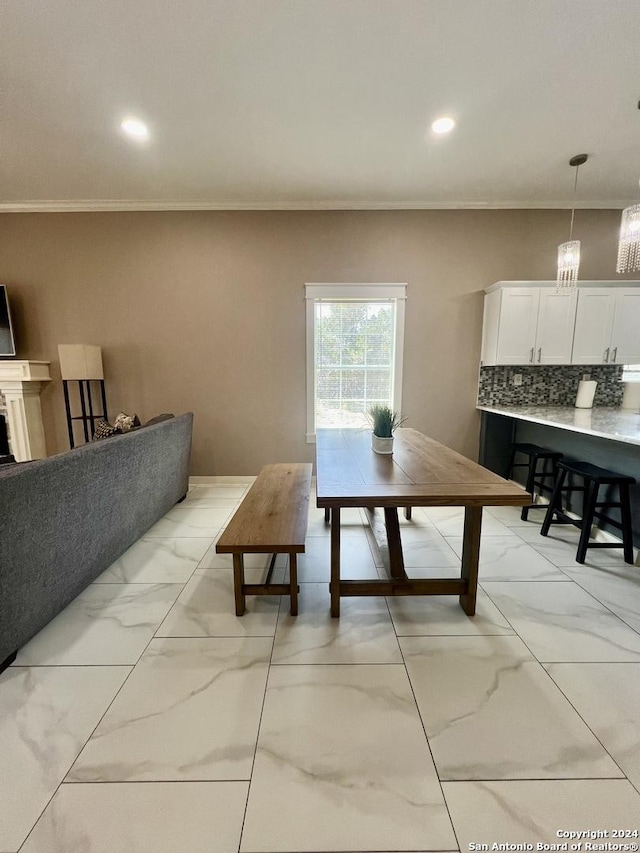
[{"left": 0, "top": 360, "right": 51, "bottom": 460}]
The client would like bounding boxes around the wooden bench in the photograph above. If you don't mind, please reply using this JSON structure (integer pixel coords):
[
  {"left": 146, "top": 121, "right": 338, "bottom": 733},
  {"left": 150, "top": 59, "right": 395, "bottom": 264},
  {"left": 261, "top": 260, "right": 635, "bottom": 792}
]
[{"left": 215, "top": 463, "right": 312, "bottom": 616}]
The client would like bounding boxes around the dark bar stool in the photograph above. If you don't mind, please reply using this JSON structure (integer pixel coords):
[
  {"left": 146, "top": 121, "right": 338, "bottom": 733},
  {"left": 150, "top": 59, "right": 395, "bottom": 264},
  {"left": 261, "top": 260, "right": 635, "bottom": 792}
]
[
  {"left": 540, "top": 458, "right": 636, "bottom": 564},
  {"left": 507, "top": 443, "right": 563, "bottom": 521}
]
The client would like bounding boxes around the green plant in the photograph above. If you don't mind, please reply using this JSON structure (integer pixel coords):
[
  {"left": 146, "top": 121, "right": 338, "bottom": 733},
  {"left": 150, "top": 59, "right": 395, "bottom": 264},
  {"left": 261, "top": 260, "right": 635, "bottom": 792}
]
[{"left": 368, "top": 404, "right": 407, "bottom": 437}]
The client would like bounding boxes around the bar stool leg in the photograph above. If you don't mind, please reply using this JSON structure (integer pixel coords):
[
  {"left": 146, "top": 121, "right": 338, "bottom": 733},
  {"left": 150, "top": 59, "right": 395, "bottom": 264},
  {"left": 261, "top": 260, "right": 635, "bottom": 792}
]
[
  {"left": 619, "top": 483, "right": 635, "bottom": 565},
  {"left": 521, "top": 455, "right": 538, "bottom": 521},
  {"left": 541, "top": 467, "right": 566, "bottom": 537},
  {"left": 576, "top": 479, "right": 598, "bottom": 564}
]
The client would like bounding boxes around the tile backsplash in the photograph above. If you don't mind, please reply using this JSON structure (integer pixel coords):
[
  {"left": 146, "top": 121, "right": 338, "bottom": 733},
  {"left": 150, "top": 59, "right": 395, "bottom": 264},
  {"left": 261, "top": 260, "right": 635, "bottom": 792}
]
[{"left": 478, "top": 365, "right": 624, "bottom": 407}]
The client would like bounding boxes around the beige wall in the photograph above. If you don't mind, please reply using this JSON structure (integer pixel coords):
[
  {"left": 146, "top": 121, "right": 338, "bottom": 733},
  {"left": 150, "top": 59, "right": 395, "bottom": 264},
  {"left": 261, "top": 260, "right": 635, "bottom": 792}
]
[{"left": 0, "top": 209, "right": 631, "bottom": 474}]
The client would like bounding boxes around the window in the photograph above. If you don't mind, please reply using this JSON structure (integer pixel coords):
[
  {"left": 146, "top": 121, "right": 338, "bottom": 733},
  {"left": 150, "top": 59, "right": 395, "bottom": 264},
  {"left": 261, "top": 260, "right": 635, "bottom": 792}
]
[
  {"left": 622, "top": 364, "right": 640, "bottom": 382},
  {"left": 305, "top": 283, "right": 407, "bottom": 441}
]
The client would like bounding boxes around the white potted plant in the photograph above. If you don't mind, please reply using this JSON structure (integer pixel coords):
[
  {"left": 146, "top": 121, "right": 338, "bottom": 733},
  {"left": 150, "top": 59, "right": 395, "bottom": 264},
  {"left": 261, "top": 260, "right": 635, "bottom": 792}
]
[{"left": 369, "top": 404, "right": 406, "bottom": 454}]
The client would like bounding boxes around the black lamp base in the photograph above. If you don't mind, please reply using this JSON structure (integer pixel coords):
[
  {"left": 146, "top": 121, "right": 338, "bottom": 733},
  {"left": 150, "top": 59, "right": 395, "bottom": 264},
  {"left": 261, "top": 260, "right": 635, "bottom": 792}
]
[{"left": 63, "top": 379, "right": 108, "bottom": 448}]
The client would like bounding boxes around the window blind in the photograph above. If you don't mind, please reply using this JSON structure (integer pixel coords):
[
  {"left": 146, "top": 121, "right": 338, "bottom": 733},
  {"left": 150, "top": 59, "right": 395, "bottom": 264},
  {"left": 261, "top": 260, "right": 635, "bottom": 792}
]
[
  {"left": 622, "top": 364, "right": 640, "bottom": 382},
  {"left": 315, "top": 300, "right": 395, "bottom": 429}
]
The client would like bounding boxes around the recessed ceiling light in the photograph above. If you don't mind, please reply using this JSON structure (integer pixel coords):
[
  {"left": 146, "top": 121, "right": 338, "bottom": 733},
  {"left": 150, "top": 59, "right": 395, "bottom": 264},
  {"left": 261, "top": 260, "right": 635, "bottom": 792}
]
[
  {"left": 431, "top": 116, "right": 456, "bottom": 135},
  {"left": 120, "top": 117, "right": 149, "bottom": 141}
]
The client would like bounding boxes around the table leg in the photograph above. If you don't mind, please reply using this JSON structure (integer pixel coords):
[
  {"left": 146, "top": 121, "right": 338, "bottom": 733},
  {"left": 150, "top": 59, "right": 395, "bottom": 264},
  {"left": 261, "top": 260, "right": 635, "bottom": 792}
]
[
  {"left": 330, "top": 506, "right": 341, "bottom": 617},
  {"left": 404, "top": 507, "right": 412, "bottom": 521},
  {"left": 289, "top": 553, "right": 298, "bottom": 616},
  {"left": 460, "top": 507, "right": 482, "bottom": 616},
  {"left": 324, "top": 508, "right": 330, "bottom": 523},
  {"left": 232, "top": 553, "right": 245, "bottom": 617},
  {"left": 384, "top": 507, "right": 407, "bottom": 579}
]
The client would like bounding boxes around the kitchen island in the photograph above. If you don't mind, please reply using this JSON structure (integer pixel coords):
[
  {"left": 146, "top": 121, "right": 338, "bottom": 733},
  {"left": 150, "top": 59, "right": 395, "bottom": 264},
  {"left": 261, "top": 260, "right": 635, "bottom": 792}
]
[
  {"left": 479, "top": 405, "right": 640, "bottom": 446},
  {"left": 478, "top": 404, "right": 640, "bottom": 549}
]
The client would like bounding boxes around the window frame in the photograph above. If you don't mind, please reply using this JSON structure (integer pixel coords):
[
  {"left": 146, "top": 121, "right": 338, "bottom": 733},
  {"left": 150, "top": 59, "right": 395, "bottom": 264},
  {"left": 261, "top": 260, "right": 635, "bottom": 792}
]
[
  {"left": 305, "top": 283, "right": 407, "bottom": 443},
  {"left": 622, "top": 364, "right": 640, "bottom": 382}
]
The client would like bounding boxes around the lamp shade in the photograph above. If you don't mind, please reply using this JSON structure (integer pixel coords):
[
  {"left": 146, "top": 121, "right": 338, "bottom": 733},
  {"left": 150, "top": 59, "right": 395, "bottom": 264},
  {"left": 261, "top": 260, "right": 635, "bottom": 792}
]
[
  {"left": 616, "top": 202, "right": 640, "bottom": 273},
  {"left": 556, "top": 240, "right": 581, "bottom": 290},
  {"left": 556, "top": 154, "right": 587, "bottom": 291},
  {"left": 58, "top": 344, "right": 104, "bottom": 380}
]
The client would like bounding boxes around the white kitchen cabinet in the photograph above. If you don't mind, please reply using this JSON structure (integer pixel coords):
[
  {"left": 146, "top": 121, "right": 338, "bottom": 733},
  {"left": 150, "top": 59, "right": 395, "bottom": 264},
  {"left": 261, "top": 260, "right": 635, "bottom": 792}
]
[
  {"left": 535, "top": 288, "right": 579, "bottom": 364},
  {"left": 481, "top": 284, "right": 577, "bottom": 366},
  {"left": 481, "top": 287, "right": 539, "bottom": 365},
  {"left": 571, "top": 289, "right": 616, "bottom": 364},
  {"left": 611, "top": 289, "right": 640, "bottom": 363},
  {"left": 572, "top": 287, "right": 640, "bottom": 364}
]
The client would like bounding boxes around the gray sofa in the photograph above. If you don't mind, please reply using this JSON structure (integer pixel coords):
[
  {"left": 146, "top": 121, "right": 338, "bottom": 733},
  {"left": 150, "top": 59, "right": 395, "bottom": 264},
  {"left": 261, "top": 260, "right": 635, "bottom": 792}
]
[{"left": 0, "top": 412, "right": 193, "bottom": 671}]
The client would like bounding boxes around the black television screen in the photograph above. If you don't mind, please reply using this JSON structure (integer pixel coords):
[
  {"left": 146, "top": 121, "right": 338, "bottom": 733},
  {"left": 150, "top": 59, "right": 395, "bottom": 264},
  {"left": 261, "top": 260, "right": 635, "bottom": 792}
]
[{"left": 0, "top": 286, "right": 16, "bottom": 357}]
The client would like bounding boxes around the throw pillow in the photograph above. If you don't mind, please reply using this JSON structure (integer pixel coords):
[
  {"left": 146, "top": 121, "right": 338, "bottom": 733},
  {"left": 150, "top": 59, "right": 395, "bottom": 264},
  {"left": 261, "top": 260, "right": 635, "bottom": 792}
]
[
  {"left": 113, "top": 412, "right": 141, "bottom": 432},
  {"left": 143, "top": 413, "right": 174, "bottom": 427},
  {"left": 93, "top": 418, "right": 117, "bottom": 440}
]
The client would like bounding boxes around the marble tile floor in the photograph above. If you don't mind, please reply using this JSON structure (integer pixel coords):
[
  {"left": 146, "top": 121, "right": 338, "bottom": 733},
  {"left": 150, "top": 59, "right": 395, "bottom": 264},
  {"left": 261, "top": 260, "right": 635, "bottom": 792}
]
[{"left": 3, "top": 479, "right": 640, "bottom": 853}]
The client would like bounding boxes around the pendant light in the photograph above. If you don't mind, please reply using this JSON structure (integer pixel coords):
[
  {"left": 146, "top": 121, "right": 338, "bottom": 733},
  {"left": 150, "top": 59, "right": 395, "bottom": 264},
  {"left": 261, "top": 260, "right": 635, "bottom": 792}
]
[
  {"left": 557, "top": 153, "right": 588, "bottom": 292},
  {"left": 616, "top": 179, "right": 640, "bottom": 273}
]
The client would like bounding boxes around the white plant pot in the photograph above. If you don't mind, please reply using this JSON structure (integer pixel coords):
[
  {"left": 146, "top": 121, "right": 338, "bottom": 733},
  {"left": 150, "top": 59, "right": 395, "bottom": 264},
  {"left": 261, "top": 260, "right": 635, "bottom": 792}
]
[{"left": 372, "top": 434, "right": 394, "bottom": 455}]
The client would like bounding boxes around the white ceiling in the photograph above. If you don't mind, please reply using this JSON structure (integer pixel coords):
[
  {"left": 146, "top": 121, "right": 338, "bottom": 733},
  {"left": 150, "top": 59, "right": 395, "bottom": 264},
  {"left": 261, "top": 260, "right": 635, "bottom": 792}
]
[{"left": 2, "top": 0, "right": 640, "bottom": 210}]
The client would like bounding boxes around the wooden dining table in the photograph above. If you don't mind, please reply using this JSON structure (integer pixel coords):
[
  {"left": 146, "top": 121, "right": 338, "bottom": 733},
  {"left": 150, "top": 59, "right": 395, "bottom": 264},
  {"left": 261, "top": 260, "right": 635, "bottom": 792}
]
[{"left": 315, "top": 428, "right": 529, "bottom": 617}]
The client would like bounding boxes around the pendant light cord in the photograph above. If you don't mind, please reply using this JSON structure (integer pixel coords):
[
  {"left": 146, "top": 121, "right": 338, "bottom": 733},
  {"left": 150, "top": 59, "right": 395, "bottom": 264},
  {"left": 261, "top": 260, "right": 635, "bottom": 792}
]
[{"left": 568, "top": 163, "right": 580, "bottom": 242}]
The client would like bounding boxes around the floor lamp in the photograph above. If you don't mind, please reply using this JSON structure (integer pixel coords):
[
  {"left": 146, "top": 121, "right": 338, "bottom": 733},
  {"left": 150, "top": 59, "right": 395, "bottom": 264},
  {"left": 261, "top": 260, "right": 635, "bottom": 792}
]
[{"left": 58, "top": 344, "right": 108, "bottom": 447}]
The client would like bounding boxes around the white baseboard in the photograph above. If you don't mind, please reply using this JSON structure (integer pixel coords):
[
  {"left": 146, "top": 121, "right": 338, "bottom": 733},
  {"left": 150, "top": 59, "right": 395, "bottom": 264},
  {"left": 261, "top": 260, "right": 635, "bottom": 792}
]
[{"left": 189, "top": 475, "right": 257, "bottom": 485}]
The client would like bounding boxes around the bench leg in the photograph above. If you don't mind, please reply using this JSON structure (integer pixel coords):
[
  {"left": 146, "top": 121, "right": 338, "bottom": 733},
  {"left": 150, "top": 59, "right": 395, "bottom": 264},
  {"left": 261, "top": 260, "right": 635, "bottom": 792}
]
[
  {"left": 232, "top": 553, "right": 246, "bottom": 617},
  {"left": 404, "top": 506, "right": 412, "bottom": 521},
  {"left": 324, "top": 507, "right": 330, "bottom": 523},
  {"left": 289, "top": 553, "right": 298, "bottom": 616}
]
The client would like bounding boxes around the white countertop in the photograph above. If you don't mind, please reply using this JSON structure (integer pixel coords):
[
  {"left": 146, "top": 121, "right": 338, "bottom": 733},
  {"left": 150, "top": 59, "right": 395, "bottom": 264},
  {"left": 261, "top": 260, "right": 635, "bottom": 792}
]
[{"left": 478, "top": 405, "right": 640, "bottom": 447}]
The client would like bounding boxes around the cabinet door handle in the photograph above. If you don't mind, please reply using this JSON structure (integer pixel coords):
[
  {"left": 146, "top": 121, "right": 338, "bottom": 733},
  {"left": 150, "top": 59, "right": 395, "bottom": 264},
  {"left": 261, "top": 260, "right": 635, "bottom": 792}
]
[
  {"left": 604, "top": 347, "right": 610, "bottom": 363},
  {"left": 611, "top": 347, "right": 617, "bottom": 363},
  {"left": 537, "top": 347, "right": 542, "bottom": 363},
  {"left": 529, "top": 347, "right": 534, "bottom": 363}
]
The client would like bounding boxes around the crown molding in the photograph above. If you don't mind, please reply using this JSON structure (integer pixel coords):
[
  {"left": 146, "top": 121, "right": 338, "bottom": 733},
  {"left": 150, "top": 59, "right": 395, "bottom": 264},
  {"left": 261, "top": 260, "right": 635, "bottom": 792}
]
[{"left": 0, "top": 199, "right": 634, "bottom": 213}]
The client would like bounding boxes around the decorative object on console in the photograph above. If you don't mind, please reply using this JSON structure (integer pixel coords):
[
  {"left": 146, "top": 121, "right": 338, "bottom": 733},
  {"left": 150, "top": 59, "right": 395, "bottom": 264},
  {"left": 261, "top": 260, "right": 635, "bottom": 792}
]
[
  {"left": 58, "top": 344, "right": 108, "bottom": 448},
  {"left": 369, "top": 404, "right": 406, "bottom": 454},
  {"left": 557, "top": 154, "right": 587, "bottom": 292},
  {"left": 617, "top": 178, "right": 640, "bottom": 273}
]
